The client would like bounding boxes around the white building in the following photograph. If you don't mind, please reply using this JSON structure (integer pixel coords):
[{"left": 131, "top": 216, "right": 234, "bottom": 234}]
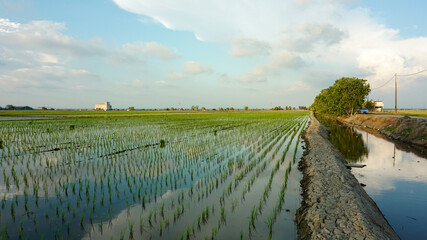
[
  {"left": 94, "top": 102, "right": 112, "bottom": 111},
  {"left": 374, "top": 101, "right": 384, "bottom": 112}
]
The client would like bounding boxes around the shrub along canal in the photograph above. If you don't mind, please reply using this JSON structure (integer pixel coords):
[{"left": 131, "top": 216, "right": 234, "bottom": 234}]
[{"left": 318, "top": 116, "right": 427, "bottom": 239}]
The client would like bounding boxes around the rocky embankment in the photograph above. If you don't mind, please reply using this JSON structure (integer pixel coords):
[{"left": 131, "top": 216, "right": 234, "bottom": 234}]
[
  {"left": 339, "top": 114, "right": 426, "bottom": 153},
  {"left": 296, "top": 112, "right": 399, "bottom": 240}
]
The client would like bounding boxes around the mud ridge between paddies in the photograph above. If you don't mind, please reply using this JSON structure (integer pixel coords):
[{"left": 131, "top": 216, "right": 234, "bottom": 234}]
[
  {"left": 339, "top": 114, "right": 427, "bottom": 155},
  {"left": 296, "top": 112, "right": 399, "bottom": 240}
]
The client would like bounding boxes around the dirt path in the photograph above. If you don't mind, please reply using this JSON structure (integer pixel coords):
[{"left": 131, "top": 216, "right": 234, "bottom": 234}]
[{"left": 296, "top": 112, "right": 399, "bottom": 240}]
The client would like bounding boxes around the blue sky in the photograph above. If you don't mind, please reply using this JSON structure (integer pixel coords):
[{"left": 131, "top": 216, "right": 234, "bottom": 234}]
[{"left": 1, "top": 0, "right": 426, "bottom": 109}]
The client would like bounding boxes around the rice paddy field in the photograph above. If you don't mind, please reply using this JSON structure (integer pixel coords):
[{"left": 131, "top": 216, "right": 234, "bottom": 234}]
[{"left": 0, "top": 111, "right": 309, "bottom": 240}]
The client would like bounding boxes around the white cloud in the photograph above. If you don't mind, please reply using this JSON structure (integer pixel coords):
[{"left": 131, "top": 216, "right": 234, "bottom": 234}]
[
  {"left": 0, "top": 18, "right": 182, "bottom": 96},
  {"left": 168, "top": 72, "right": 186, "bottom": 80},
  {"left": 0, "top": 19, "right": 106, "bottom": 57},
  {"left": 281, "top": 22, "right": 346, "bottom": 52},
  {"left": 235, "top": 73, "right": 267, "bottom": 83},
  {"left": 229, "top": 38, "right": 270, "bottom": 57},
  {"left": 112, "top": 0, "right": 349, "bottom": 43},
  {"left": 0, "top": 66, "right": 66, "bottom": 90},
  {"left": 0, "top": 18, "right": 20, "bottom": 33},
  {"left": 114, "top": 0, "right": 427, "bottom": 93},
  {"left": 69, "top": 69, "right": 91, "bottom": 77},
  {"left": 123, "top": 41, "right": 178, "bottom": 60},
  {"left": 287, "top": 81, "right": 312, "bottom": 91},
  {"left": 184, "top": 61, "right": 212, "bottom": 74},
  {"left": 117, "top": 79, "right": 146, "bottom": 88},
  {"left": 153, "top": 80, "right": 175, "bottom": 88},
  {"left": 225, "top": 51, "right": 304, "bottom": 84}
]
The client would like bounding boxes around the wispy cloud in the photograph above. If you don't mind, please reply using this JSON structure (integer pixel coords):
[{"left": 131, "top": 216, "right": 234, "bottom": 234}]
[
  {"left": 153, "top": 80, "right": 175, "bottom": 88},
  {"left": 184, "top": 61, "right": 212, "bottom": 74},
  {"left": 229, "top": 38, "right": 270, "bottom": 57},
  {"left": 0, "top": 18, "right": 182, "bottom": 93},
  {"left": 123, "top": 41, "right": 179, "bottom": 60}
]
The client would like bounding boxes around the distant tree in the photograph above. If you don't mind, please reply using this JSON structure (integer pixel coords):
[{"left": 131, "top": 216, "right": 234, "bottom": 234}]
[
  {"left": 230, "top": 107, "right": 234, "bottom": 110},
  {"left": 129, "top": 106, "right": 135, "bottom": 111},
  {"left": 244, "top": 106, "right": 249, "bottom": 111},
  {"left": 219, "top": 107, "right": 224, "bottom": 111},
  {"left": 293, "top": 107, "right": 296, "bottom": 110},
  {"left": 311, "top": 77, "right": 370, "bottom": 116},
  {"left": 165, "top": 108, "right": 170, "bottom": 111},
  {"left": 191, "top": 105, "right": 199, "bottom": 111},
  {"left": 171, "top": 107, "right": 175, "bottom": 111},
  {"left": 363, "top": 100, "right": 375, "bottom": 112},
  {"left": 41, "top": 107, "right": 47, "bottom": 110},
  {"left": 201, "top": 107, "right": 206, "bottom": 111},
  {"left": 6, "top": 105, "right": 15, "bottom": 110}
]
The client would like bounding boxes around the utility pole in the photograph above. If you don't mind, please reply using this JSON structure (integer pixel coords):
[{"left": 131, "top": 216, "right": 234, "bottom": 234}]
[{"left": 395, "top": 73, "right": 397, "bottom": 114}]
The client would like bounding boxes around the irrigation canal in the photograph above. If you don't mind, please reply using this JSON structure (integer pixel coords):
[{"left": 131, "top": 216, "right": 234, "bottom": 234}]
[{"left": 320, "top": 118, "right": 427, "bottom": 240}]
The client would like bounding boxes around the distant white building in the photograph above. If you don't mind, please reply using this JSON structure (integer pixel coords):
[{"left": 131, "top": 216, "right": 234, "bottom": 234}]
[
  {"left": 374, "top": 100, "right": 384, "bottom": 112},
  {"left": 94, "top": 102, "right": 112, "bottom": 111}
]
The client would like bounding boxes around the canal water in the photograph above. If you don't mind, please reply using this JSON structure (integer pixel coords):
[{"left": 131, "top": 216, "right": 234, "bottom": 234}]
[{"left": 318, "top": 116, "right": 427, "bottom": 240}]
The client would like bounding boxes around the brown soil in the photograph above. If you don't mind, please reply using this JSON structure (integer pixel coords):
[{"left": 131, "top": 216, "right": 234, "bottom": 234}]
[
  {"left": 339, "top": 114, "right": 427, "bottom": 154},
  {"left": 297, "top": 112, "right": 399, "bottom": 240}
]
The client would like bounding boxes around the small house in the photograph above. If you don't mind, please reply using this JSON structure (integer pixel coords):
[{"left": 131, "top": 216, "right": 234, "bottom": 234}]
[{"left": 373, "top": 101, "right": 384, "bottom": 112}]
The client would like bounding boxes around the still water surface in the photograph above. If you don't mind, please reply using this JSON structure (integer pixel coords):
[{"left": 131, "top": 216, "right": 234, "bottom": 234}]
[{"left": 320, "top": 117, "right": 427, "bottom": 239}]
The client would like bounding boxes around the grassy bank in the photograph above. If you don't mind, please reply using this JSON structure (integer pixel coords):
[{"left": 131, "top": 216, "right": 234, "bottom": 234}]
[{"left": 375, "top": 109, "right": 427, "bottom": 118}]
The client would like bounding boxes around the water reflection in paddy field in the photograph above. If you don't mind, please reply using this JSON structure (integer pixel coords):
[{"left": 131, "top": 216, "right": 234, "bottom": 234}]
[
  {"left": 320, "top": 117, "right": 427, "bottom": 240},
  {"left": 0, "top": 112, "right": 308, "bottom": 239}
]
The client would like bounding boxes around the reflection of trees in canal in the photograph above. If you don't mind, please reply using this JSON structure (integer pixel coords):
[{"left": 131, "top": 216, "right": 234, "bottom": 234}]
[
  {"left": 329, "top": 126, "right": 368, "bottom": 163},
  {"left": 316, "top": 114, "right": 369, "bottom": 162}
]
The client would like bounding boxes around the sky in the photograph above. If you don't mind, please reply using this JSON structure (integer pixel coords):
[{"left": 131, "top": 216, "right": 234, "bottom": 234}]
[{"left": 1, "top": 0, "right": 427, "bottom": 109}]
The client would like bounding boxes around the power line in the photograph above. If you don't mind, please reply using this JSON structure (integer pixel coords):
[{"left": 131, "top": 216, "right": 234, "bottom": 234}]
[
  {"left": 398, "top": 68, "right": 427, "bottom": 77},
  {"left": 370, "top": 68, "right": 427, "bottom": 90},
  {"left": 370, "top": 75, "right": 395, "bottom": 89}
]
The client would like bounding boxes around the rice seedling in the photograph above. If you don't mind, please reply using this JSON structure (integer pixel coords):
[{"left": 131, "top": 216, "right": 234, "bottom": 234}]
[{"left": 0, "top": 111, "right": 308, "bottom": 239}]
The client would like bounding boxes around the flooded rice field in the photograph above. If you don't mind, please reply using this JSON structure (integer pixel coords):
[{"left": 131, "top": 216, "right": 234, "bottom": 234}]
[
  {"left": 320, "top": 117, "right": 427, "bottom": 240},
  {"left": 0, "top": 112, "right": 308, "bottom": 239}
]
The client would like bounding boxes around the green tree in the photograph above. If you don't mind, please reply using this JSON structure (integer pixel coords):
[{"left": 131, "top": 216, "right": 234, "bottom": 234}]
[
  {"left": 363, "top": 100, "right": 375, "bottom": 112},
  {"left": 311, "top": 77, "right": 370, "bottom": 116},
  {"left": 244, "top": 106, "right": 249, "bottom": 111},
  {"left": 128, "top": 106, "right": 135, "bottom": 111}
]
